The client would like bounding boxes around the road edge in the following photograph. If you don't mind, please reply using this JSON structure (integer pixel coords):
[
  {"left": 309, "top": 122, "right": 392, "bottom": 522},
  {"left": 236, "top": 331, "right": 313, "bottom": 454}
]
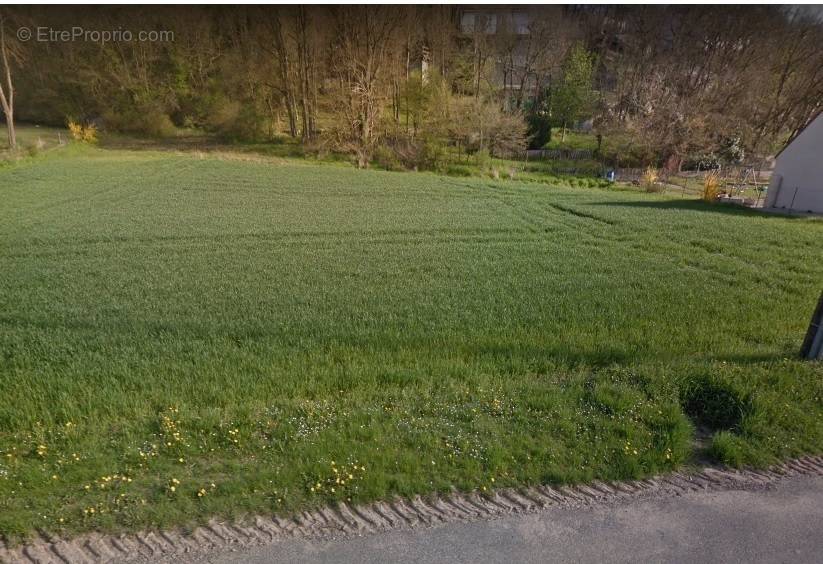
[{"left": 3, "top": 455, "right": 823, "bottom": 563}]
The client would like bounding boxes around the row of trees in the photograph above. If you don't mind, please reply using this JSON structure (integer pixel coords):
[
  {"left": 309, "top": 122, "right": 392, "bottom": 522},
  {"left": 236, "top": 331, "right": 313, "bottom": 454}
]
[{"left": 1, "top": 6, "right": 821, "bottom": 169}]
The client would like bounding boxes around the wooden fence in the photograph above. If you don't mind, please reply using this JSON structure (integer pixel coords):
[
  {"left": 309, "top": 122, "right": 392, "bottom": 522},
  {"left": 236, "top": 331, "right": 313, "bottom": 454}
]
[{"left": 525, "top": 149, "right": 594, "bottom": 161}]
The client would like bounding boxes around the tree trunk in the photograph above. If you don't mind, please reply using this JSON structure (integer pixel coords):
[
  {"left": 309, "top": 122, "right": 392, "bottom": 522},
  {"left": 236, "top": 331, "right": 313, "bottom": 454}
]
[
  {"left": 272, "top": 14, "right": 298, "bottom": 138},
  {"left": 2, "top": 106, "right": 14, "bottom": 149},
  {"left": 474, "top": 47, "right": 482, "bottom": 99},
  {"left": 0, "top": 17, "right": 16, "bottom": 150},
  {"left": 284, "top": 83, "right": 298, "bottom": 138},
  {"left": 404, "top": 34, "right": 410, "bottom": 132},
  {"left": 297, "top": 6, "right": 314, "bottom": 142}
]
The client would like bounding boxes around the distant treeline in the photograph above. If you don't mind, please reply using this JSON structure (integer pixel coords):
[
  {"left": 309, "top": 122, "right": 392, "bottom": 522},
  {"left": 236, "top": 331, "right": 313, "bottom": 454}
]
[{"left": 1, "top": 5, "right": 821, "bottom": 168}]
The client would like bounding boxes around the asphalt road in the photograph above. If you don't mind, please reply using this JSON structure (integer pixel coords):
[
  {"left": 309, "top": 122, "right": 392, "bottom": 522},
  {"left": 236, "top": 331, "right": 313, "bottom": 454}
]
[{"left": 196, "top": 475, "right": 823, "bottom": 564}]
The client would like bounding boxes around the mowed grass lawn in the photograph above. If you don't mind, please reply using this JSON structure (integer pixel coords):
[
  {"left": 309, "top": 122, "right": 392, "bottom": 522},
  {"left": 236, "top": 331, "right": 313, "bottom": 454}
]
[{"left": 1, "top": 146, "right": 822, "bottom": 540}]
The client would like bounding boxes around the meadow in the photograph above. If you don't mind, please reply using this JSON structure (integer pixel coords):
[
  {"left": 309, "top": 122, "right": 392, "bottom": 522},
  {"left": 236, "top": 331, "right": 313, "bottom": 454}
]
[{"left": 1, "top": 144, "right": 822, "bottom": 540}]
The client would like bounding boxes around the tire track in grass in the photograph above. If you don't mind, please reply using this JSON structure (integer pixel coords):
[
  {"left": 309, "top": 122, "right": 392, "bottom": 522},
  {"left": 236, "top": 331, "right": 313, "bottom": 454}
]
[
  {"left": 546, "top": 202, "right": 617, "bottom": 226},
  {"left": 2, "top": 456, "right": 822, "bottom": 564},
  {"left": 526, "top": 199, "right": 789, "bottom": 289},
  {"left": 526, "top": 195, "right": 806, "bottom": 291}
]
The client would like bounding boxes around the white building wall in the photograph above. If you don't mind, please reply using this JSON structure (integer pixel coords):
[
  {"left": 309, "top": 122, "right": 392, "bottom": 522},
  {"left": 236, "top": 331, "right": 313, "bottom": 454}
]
[{"left": 765, "top": 114, "right": 823, "bottom": 213}]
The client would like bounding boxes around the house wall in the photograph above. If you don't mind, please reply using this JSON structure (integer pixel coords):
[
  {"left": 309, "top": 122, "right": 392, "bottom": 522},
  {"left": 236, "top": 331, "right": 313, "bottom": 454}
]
[{"left": 765, "top": 115, "right": 823, "bottom": 213}]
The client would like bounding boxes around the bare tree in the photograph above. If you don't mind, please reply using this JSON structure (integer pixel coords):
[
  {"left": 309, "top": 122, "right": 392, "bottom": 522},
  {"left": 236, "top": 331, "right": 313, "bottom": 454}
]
[
  {"left": 296, "top": 6, "right": 319, "bottom": 142},
  {"left": 329, "top": 6, "right": 403, "bottom": 167},
  {"left": 270, "top": 11, "right": 299, "bottom": 138},
  {"left": 750, "top": 9, "right": 823, "bottom": 152},
  {"left": 0, "top": 12, "right": 20, "bottom": 149}
]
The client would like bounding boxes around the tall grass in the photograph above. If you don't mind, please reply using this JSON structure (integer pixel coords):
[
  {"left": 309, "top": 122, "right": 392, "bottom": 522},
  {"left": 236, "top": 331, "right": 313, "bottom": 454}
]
[
  {"left": 702, "top": 171, "right": 721, "bottom": 202},
  {"left": 0, "top": 148, "right": 821, "bottom": 540},
  {"left": 642, "top": 166, "right": 664, "bottom": 193}
]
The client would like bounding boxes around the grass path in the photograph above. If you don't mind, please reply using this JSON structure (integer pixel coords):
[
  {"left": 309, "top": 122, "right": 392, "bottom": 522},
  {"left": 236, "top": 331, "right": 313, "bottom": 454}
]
[{"left": 1, "top": 146, "right": 821, "bottom": 540}]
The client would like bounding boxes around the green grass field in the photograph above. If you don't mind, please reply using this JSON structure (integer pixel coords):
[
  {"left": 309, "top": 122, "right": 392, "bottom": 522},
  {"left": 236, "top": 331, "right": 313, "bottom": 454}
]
[{"left": 1, "top": 145, "right": 822, "bottom": 541}]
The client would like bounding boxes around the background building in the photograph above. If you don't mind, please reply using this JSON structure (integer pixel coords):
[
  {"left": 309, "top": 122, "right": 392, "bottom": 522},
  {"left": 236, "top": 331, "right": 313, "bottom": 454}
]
[{"left": 765, "top": 113, "right": 823, "bottom": 214}]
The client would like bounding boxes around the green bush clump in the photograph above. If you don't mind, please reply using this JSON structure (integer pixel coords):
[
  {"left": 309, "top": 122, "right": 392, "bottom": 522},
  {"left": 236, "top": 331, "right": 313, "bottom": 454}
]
[
  {"left": 708, "top": 431, "right": 748, "bottom": 467},
  {"left": 680, "top": 373, "right": 753, "bottom": 431},
  {"left": 104, "top": 104, "right": 176, "bottom": 138},
  {"left": 445, "top": 164, "right": 473, "bottom": 177},
  {"left": 373, "top": 145, "right": 404, "bottom": 171}
]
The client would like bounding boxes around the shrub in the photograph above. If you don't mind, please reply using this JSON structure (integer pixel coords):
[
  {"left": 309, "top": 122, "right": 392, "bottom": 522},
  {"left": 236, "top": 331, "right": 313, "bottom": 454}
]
[
  {"left": 370, "top": 137, "right": 450, "bottom": 172},
  {"left": 67, "top": 120, "right": 99, "bottom": 144},
  {"left": 720, "top": 136, "right": 745, "bottom": 164},
  {"left": 373, "top": 145, "right": 404, "bottom": 172},
  {"left": 103, "top": 104, "right": 176, "bottom": 138},
  {"left": 474, "top": 148, "right": 491, "bottom": 168},
  {"left": 680, "top": 373, "right": 753, "bottom": 431},
  {"left": 138, "top": 110, "right": 176, "bottom": 138},
  {"left": 23, "top": 137, "right": 46, "bottom": 157},
  {"left": 526, "top": 111, "right": 551, "bottom": 149},
  {"left": 67, "top": 120, "right": 84, "bottom": 140},
  {"left": 641, "top": 167, "right": 663, "bottom": 193},
  {"left": 449, "top": 97, "right": 529, "bottom": 159},
  {"left": 683, "top": 153, "right": 720, "bottom": 171},
  {"left": 702, "top": 172, "right": 720, "bottom": 202},
  {"left": 445, "top": 164, "right": 473, "bottom": 177},
  {"left": 419, "top": 137, "right": 449, "bottom": 172}
]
